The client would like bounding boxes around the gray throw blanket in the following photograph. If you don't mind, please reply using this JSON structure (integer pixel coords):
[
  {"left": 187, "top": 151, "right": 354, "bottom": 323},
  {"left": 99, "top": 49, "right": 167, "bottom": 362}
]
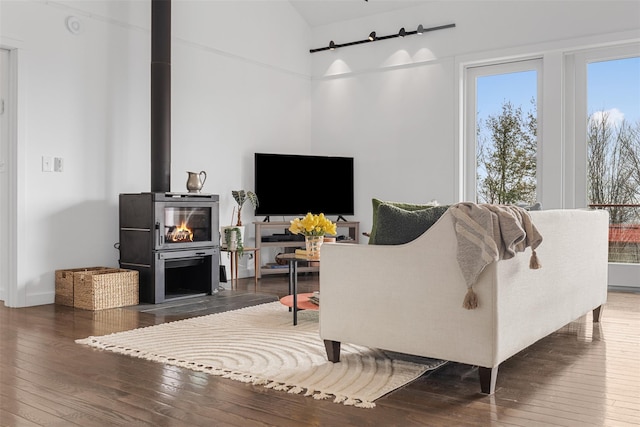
[{"left": 449, "top": 203, "right": 543, "bottom": 309}]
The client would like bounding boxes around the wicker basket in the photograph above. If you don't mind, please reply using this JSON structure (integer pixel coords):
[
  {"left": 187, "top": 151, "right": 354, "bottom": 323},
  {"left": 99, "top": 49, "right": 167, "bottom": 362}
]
[
  {"left": 73, "top": 268, "right": 139, "bottom": 310},
  {"left": 55, "top": 267, "right": 110, "bottom": 307}
]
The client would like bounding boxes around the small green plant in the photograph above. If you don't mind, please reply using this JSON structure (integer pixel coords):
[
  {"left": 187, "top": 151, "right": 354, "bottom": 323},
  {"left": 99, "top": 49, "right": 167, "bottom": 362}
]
[
  {"left": 231, "top": 190, "right": 259, "bottom": 226},
  {"left": 224, "top": 227, "right": 244, "bottom": 256}
]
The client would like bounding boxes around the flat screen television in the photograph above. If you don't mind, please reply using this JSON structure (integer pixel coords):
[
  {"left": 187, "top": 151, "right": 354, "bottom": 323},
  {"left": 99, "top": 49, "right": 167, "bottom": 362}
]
[{"left": 254, "top": 153, "right": 354, "bottom": 219}]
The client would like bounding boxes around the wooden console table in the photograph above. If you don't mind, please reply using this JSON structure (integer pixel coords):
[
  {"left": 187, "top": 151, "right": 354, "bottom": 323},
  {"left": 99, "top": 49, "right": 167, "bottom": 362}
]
[{"left": 254, "top": 220, "right": 359, "bottom": 279}]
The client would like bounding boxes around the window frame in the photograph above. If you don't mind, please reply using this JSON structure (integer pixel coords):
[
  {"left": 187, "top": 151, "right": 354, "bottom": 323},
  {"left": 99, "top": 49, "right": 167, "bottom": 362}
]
[
  {"left": 569, "top": 44, "right": 640, "bottom": 208},
  {"left": 567, "top": 43, "right": 640, "bottom": 288},
  {"left": 463, "top": 58, "right": 543, "bottom": 203}
]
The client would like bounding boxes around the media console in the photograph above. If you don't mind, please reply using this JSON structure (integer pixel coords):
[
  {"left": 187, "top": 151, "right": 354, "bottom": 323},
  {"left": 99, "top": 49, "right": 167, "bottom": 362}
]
[
  {"left": 254, "top": 220, "right": 359, "bottom": 279},
  {"left": 261, "top": 234, "right": 305, "bottom": 243}
]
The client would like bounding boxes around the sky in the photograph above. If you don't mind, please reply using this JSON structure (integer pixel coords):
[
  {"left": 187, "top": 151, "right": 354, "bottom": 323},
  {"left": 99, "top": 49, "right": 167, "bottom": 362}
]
[
  {"left": 588, "top": 56, "right": 640, "bottom": 125},
  {"left": 476, "top": 56, "right": 640, "bottom": 128},
  {"left": 477, "top": 70, "right": 537, "bottom": 124}
]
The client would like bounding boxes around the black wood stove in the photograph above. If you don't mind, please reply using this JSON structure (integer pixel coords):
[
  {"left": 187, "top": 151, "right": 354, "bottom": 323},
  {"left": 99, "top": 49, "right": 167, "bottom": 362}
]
[{"left": 119, "top": 192, "right": 219, "bottom": 304}]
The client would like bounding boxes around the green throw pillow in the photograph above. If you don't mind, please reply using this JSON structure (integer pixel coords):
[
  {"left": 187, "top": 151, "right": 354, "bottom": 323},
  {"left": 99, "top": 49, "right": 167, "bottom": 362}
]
[
  {"left": 374, "top": 204, "right": 449, "bottom": 245},
  {"left": 369, "top": 198, "right": 439, "bottom": 244}
]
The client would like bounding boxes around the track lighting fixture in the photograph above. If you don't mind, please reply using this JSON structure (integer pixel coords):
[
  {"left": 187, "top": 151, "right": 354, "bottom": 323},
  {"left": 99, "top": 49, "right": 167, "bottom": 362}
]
[{"left": 309, "top": 23, "right": 455, "bottom": 53}]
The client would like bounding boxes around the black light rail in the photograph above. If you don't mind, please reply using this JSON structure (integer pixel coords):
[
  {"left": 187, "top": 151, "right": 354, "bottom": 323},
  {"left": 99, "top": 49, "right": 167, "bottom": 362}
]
[{"left": 310, "top": 23, "right": 456, "bottom": 53}]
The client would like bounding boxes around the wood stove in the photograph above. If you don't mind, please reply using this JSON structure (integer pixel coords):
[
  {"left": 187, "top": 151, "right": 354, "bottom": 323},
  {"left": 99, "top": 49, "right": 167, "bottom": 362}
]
[{"left": 119, "top": 192, "right": 220, "bottom": 303}]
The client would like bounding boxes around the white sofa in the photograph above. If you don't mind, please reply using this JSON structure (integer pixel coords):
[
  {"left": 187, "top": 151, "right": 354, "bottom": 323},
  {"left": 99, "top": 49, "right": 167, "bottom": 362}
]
[{"left": 319, "top": 209, "right": 609, "bottom": 393}]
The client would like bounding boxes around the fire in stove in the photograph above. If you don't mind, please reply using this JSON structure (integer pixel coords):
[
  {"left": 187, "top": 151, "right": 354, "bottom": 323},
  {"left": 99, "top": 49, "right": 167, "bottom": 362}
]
[{"left": 167, "top": 221, "right": 193, "bottom": 242}]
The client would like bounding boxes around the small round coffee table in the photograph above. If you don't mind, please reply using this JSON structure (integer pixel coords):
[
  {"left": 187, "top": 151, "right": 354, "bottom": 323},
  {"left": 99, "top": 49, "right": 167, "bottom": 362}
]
[
  {"left": 277, "top": 254, "right": 319, "bottom": 325},
  {"left": 279, "top": 293, "right": 319, "bottom": 312}
]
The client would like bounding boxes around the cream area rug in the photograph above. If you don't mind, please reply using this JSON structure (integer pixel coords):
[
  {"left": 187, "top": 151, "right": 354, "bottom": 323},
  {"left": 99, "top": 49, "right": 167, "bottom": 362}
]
[{"left": 76, "top": 302, "right": 446, "bottom": 408}]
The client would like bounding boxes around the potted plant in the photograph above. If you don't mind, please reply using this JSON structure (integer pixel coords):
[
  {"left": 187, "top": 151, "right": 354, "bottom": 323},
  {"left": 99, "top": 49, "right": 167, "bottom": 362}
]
[
  {"left": 221, "top": 190, "right": 258, "bottom": 252},
  {"left": 223, "top": 226, "right": 244, "bottom": 256},
  {"left": 232, "top": 190, "right": 259, "bottom": 226}
]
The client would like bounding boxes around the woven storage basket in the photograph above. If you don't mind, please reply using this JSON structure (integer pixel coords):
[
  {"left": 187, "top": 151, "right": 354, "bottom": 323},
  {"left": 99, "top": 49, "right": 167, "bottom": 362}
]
[
  {"left": 73, "top": 268, "right": 139, "bottom": 310},
  {"left": 55, "top": 267, "right": 110, "bottom": 306}
]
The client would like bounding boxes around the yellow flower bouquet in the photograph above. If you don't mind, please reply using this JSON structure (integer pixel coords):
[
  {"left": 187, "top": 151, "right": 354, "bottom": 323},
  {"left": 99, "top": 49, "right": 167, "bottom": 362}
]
[{"left": 289, "top": 213, "right": 337, "bottom": 237}]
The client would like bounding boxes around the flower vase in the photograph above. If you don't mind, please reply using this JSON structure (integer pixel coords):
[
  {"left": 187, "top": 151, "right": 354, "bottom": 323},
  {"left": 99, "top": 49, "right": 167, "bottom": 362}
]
[{"left": 305, "top": 235, "right": 324, "bottom": 260}]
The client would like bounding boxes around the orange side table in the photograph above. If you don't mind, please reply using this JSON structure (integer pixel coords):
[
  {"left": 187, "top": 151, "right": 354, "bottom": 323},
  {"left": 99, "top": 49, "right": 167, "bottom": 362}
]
[{"left": 277, "top": 253, "right": 319, "bottom": 325}]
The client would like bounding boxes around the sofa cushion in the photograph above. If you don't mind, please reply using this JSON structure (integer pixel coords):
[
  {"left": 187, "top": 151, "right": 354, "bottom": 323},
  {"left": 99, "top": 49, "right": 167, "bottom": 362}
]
[
  {"left": 516, "top": 202, "right": 543, "bottom": 211},
  {"left": 374, "top": 204, "right": 449, "bottom": 245},
  {"left": 369, "top": 198, "right": 439, "bottom": 244}
]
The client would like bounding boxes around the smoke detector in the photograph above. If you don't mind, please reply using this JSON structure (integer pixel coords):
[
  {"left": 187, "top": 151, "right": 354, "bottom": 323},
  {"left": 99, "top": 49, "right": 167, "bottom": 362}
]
[{"left": 65, "top": 16, "right": 82, "bottom": 35}]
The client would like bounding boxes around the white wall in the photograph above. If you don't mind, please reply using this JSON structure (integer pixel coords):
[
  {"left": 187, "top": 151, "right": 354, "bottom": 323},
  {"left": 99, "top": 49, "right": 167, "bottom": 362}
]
[
  {"left": 310, "top": 1, "right": 640, "bottom": 237},
  {"left": 0, "top": 0, "right": 311, "bottom": 306},
  {"left": 1, "top": 0, "right": 638, "bottom": 306}
]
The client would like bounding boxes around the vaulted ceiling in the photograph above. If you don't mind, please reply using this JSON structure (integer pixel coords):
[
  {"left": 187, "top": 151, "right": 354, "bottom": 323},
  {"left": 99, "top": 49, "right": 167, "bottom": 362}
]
[{"left": 288, "top": 0, "right": 423, "bottom": 27}]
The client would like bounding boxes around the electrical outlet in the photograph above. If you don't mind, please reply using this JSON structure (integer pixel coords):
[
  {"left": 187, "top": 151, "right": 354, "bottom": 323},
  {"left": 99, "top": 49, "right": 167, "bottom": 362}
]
[
  {"left": 42, "top": 156, "right": 53, "bottom": 172},
  {"left": 54, "top": 157, "right": 64, "bottom": 172}
]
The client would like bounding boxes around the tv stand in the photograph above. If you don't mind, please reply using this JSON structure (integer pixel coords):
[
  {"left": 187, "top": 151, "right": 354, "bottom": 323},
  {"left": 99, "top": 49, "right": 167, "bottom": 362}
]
[
  {"left": 336, "top": 215, "right": 348, "bottom": 222},
  {"left": 254, "top": 220, "right": 359, "bottom": 279}
]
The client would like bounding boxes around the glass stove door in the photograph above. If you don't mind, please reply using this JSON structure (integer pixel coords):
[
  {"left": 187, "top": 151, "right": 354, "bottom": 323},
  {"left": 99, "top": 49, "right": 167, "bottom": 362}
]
[{"left": 163, "top": 206, "right": 212, "bottom": 245}]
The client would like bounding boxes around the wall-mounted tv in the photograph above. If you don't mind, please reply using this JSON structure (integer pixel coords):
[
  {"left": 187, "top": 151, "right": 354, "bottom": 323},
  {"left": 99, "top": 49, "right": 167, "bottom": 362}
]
[{"left": 254, "top": 153, "right": 354, "bottom": 219}]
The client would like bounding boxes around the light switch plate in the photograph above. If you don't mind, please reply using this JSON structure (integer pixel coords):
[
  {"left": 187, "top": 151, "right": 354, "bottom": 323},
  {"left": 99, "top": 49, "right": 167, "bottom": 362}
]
[{"left": 42, "top": 156, "right": 53, "bottom": 172}]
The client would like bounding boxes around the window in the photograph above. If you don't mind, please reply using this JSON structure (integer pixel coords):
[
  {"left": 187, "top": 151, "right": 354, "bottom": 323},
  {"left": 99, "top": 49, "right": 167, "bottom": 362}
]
[
  {"left": 464, "top": 59, "right": 542, "bottom": 203},
  {"left": 587, "top": 56, "right": 640, "bottom": 264},
  {"left": 571, "top": 43, "right": 640, "bottom": 287}
]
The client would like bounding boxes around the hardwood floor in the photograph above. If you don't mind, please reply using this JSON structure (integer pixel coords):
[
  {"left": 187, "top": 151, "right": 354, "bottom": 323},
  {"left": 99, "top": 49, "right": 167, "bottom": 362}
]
[{"left": 1, "top": 275, "right": 639, "bottom": 426}]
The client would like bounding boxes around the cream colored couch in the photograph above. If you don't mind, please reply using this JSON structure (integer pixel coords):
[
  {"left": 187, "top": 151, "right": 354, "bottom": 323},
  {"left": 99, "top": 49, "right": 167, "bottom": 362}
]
[{"left": 319, "top": 209, "right": 609, "bottom": 394}]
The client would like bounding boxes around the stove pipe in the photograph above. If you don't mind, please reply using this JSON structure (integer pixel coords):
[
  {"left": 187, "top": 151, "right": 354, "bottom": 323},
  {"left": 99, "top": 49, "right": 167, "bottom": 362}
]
[{"left": 151, "top": 0, "right": 171, "bottom": 193}]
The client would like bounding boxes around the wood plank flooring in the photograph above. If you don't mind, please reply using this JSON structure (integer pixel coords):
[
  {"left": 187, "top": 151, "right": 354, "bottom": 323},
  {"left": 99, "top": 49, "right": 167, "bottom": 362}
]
[{"left": 1, "top": 274, "right": 638, "bottom": 426}]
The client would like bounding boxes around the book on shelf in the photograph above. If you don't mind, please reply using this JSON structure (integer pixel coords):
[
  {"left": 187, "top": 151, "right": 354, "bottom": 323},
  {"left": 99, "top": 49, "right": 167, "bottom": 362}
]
[
  {"left": 308, "top": 297, "right": 319, "bottom": 305},
  {"left": 308, "top": 291, "right": 320, "bottom": 306},
  {"left": 265, "top": 263, "right": 288, "bottom": 269},
  {"left": 295, "top": 249, "right": 320, "bottom": 261}
]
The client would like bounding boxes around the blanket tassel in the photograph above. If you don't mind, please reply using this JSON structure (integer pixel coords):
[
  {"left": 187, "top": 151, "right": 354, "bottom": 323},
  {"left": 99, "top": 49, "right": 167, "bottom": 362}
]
[
  {"left": 462, "top": 287, "right": 478, "bottom": 310},
  {"left": 529, "top": 249, "right": 541, "bottom": 269}
]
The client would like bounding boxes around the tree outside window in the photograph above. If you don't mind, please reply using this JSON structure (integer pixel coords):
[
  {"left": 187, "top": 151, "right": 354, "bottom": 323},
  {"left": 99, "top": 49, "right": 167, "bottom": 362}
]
[{"left": 476, "top": 99, "right": 537, "bottom": 205}]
